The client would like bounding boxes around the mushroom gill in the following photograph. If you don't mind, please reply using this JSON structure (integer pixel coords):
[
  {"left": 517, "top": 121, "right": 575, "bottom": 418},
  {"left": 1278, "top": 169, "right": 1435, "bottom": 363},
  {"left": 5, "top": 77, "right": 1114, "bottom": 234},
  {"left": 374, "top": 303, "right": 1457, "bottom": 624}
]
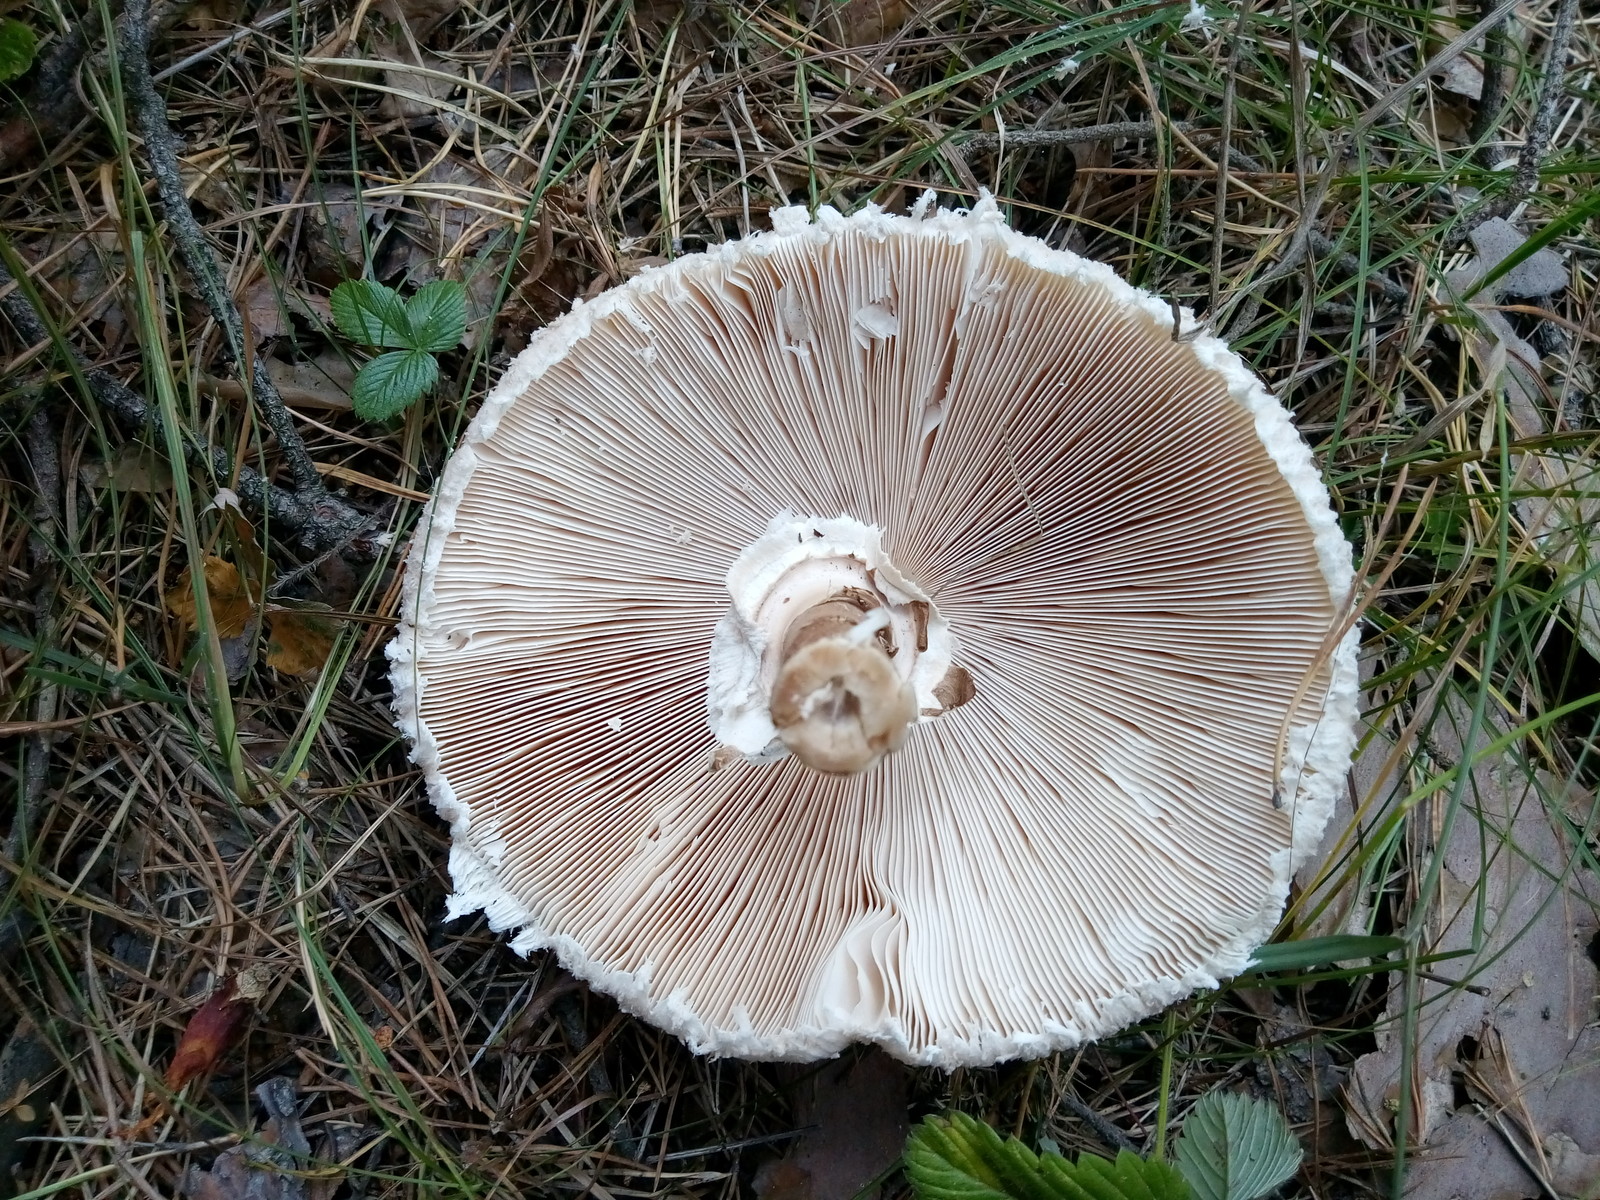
[{"left": 390, "top": 198, "right": 1359, "bottom": 1066}]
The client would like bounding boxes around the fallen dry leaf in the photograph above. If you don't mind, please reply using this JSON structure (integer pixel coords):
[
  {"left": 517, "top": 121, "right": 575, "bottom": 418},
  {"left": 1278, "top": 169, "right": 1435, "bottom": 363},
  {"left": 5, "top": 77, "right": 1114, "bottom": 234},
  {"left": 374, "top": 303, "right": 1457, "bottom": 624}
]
[
  {"left": 165, "top": 974, "right": 256, "bottom": 1093},
  {"left": 372, "top": 38, "right": 463, "bottom": 123},
  {"left": 265, "top": 353, "right": 357, "bottom": 410},
  {"left": 78, "top": 446, "right": 172, "bottom": 493},
  {"left": 1344, "top": 698, "right": 1600, "bottom": 1200},
  {"left": 165, "top": 557, "right": 256, "bottom": 640},
  {"left": 240, "top": 276, "right": 291, "bottom": 343},
  {"left": 812, "top": 0, "right": 916, "bottom": 47},
  {"left": 161, "top": 967, "right": 272, "bottom": 1100},
  {"left": 182, "top": 1077, "right": 311, "bottom": 1200},
  {"left": 754, "top": 1049, "right": 910, "bottom": 1200},
  {"left": 265, "top": 607, "right": 337, "bottom": 676}
]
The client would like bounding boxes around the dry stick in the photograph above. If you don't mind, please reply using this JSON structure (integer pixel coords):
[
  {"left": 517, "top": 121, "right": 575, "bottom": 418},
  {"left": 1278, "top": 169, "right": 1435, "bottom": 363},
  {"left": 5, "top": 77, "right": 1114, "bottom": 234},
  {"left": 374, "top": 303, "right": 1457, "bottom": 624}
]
[
  {"left": 1210, "top": 15, "right": 1246, "bottom": 319},
  {"left": 1059, "top": 1092, "right": 1139, "bottom": 1153},
  {"left": 1483, "top": 0, "right": 1580, "bottom": 222},
  {"left": 0, "top": 407, "right": 64, "bottom": 972},
  {"left": 958, "top": 119, "right": 1197, "bottom": 151},
  {"left": 1467, "top": 0, "right": 1510, "bottom": 152},
  {"left": 0, "top": 263, "right": 353, "bottom": 550},
  {"left": 553, "top": 994, "right": 643, "bottom": 1163},
  {"left": 120, "top": 0, "right": 332, "bottom": 501}
]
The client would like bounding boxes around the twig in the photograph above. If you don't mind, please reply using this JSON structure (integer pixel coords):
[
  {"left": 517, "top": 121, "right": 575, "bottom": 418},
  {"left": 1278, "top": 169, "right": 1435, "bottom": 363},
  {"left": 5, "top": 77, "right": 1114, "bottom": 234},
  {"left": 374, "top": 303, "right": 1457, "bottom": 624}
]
[
  {"left": 1059, "top": 1093, "right": 1139, "bottom": 1152},
  {"left": 1482, "top": 0, "right": 1580, "bottom": 221},
  {"left": 1210, "top": 13, "right": 1246, "bottom": 318},
  {"left": 1467, "top": 0, "right": 1510, "bottom": 151},
  {"left": 554, "top": 994, "right": 643, "bottom": 1163},
  {"left": 120, "top": 0, "right": 328, "bottom": 499},
  {"left": 0, "top": 261, "right": 362, "bottom": 552},
  {"left": 959, "top": 119, "right": 1197, "bottom": 151},
  {"left": 152, "top": 7, "right": 297, "bottom": 82},
  {"left": 0, "top": 405, "right": 63, "bottom": 970}
]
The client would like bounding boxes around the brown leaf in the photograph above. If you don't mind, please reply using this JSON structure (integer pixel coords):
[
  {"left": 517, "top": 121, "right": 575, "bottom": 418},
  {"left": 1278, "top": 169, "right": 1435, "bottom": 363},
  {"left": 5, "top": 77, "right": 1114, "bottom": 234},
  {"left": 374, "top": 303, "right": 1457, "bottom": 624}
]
[
  {"left": 1344, "top": 697, "right": 1600, "bottom": 1199},
  {"left": 182, "top": 1078, "right": 312, "bottom": 1200},
  {"left": 264, "top": 607, "right": 337, "bottom": 676},
  {"left": 78, "top": 446, "right": 173, "bottom": 493},
  {"left": 164, "top": 557, "right": 256, "bottom": 640},
  {"left": 813, "top": 0, "right": 916, "bottom": 47},
  {"left": 240, "top": 277, "right": 290, "bottom": 343},
  {"left": 755, "top": 1050, "right": 910, "bottom": 1200},
  {"left": 165, "top": 976, "right": 252, "bottom": 1092},
  {"left": 265, "top": 354, "right": 356, "bottom": 411}
]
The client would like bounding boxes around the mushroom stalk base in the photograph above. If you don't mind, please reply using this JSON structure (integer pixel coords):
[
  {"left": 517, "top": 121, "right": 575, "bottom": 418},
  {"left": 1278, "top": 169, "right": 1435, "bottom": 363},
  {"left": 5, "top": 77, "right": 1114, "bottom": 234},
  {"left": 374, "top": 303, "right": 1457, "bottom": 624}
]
[{"left": 769, "top": 595, "right": 915, "bottom": 775}]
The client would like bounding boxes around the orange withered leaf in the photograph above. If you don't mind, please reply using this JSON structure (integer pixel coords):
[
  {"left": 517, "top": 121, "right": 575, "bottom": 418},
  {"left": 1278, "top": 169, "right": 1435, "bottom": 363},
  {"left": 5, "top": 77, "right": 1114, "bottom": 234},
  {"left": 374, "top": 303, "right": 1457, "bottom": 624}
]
[{"left": 164, "top": 976, "right": 250, "bottom": 1091}]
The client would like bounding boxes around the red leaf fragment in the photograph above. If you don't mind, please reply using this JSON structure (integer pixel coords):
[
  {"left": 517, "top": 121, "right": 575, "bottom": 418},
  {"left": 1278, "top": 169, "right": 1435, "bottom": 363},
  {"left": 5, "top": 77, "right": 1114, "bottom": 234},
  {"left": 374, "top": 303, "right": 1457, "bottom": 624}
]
[{"left": 165, "top": 976, "right": 251, "bottom": 1091}]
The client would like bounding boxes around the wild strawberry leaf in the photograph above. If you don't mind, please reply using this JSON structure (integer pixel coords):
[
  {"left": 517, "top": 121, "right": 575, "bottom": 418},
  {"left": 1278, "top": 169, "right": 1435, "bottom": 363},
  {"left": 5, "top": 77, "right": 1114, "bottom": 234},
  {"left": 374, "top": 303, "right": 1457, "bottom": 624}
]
[
  {"left": 330, "top": 279, "right": 413, "bottom": 348},
  {"left": 1172, "top": 1092, "right": 1301, "bottom": 1200},
  {"left": 404, "top": 279, "right": 468, "bottom": 353},
  {"left": 352, "top": 349, "right": 438, "bottom": 421},
  {"left": 906, "top": 1113, "right": 1190, "bottom": 1200}
]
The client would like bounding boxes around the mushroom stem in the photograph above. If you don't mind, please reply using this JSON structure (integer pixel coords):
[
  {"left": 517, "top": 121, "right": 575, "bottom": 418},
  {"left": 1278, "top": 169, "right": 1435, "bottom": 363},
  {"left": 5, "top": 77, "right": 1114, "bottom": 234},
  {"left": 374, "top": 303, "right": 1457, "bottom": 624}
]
[{"left": 769, "top": 594, "right": 916, "bottom": 775}]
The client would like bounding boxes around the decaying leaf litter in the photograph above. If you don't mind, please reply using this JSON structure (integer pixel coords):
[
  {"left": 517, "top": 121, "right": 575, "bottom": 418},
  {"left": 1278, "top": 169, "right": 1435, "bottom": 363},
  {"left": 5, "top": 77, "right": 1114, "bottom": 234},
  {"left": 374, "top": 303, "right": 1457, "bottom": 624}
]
[{"left": 1, "top": 0, "right": 1597, "bottom": 1197}]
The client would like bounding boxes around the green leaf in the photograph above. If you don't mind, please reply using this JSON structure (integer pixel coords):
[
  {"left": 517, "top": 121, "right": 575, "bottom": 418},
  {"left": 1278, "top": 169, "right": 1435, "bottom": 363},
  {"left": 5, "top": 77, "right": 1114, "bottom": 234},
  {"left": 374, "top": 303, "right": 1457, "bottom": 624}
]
[
  {"left": 1173, "top": 1093, "right": 1302, "bottom": 1200},
  {"left": 1244, "top": 935, "right": 1404, "bottom": 974},
  {"left": 0, "top": 18, "right": 37, "bottom": 83},
  {"left": 404, "top": 279, "right": 468, "bottom": 353},
  {"left": 330, "top": 280, "right": 413, "bottom": 349},
  {"left": 906, "top": 1114, "right": 1189, "bottom": 1200},
  {"left": 351, "top": 350, "right": 438, "bottom": 421}
]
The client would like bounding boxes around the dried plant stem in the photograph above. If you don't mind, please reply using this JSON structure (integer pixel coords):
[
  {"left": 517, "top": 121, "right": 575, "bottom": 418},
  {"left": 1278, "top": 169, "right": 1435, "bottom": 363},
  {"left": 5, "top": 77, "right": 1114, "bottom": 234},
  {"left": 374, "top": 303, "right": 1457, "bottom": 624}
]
[
  {"left": 119, "top": 0, "right": 327, "bottom": 499},
  {"left": 960, "top": 119, "right": 1198, "bottom": 151},
  {"left": 0, "top": 261, "right": 359, "bottom": 551}
]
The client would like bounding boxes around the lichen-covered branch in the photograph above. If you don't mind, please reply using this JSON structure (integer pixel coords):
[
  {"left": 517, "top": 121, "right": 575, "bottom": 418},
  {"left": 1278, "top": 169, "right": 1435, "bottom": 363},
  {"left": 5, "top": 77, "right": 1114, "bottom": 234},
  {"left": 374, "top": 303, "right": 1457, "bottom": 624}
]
[
  {"left": 0, "top": 261, "right": 364, "bottom": 552},
  {"left": 119, "top": 0, "right": 328, "bottom": 498}
]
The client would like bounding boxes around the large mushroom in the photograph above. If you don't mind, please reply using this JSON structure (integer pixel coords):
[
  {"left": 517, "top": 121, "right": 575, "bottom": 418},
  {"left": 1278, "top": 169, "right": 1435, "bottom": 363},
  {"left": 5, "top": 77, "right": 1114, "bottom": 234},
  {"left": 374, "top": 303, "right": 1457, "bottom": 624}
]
[{"left": 390, "top": 196, "right": 1358, "bottom": 1066}]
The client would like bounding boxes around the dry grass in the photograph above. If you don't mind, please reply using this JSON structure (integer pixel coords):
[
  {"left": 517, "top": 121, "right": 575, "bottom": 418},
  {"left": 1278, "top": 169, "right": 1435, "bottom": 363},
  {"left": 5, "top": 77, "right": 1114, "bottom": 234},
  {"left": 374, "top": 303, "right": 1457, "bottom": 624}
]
[{"left": 2, "top": 0, "right": 1598, "bottom": 1197}]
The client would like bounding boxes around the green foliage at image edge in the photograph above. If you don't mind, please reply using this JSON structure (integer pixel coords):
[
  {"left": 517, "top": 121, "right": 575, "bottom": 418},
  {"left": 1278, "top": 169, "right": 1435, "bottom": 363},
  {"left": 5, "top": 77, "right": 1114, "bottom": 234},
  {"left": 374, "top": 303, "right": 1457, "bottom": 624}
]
[
  {"left": 0, "top": 18, "right": 38, "bottom": 84},
  {"left": 907, "top": 1090, "right": 1302, "bottom": 1200}
]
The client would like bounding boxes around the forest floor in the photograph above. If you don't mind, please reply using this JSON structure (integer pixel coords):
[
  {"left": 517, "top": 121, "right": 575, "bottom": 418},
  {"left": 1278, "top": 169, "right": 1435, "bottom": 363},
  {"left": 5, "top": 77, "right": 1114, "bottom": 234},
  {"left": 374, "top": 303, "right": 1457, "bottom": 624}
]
[{"left": 2, "top": 1, "right": 1599, "bottom": 1198}]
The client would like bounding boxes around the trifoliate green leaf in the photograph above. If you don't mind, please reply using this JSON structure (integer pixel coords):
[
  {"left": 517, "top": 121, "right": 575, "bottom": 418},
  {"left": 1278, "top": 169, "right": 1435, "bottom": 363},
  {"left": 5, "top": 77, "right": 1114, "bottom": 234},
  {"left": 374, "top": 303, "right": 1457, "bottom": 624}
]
[
  {"left": 0, "top": 18, "right": 36, "bottom": 84},
  {"left": 1173, "top": 1093, "right": 1301, "bottom": 1200},
  {"left": 906, "top": 1114, "right": 1189, "bottom": 1200},
  {"left": 330, "top": 280, "right": 413, "bottom": 349},
  {"left": 351, "top": 350, "right": 438, "bottom": 421},
  {"left": 404, "top": 279, "right": 468, "bottom": 353}
]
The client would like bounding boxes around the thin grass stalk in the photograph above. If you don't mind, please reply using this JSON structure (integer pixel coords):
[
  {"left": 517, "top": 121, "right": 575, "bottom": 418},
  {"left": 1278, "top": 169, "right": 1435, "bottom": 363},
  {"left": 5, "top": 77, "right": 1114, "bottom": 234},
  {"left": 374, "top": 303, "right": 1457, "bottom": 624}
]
[{"left": 127, "top": 234, "right": 250, "bottom": 801}]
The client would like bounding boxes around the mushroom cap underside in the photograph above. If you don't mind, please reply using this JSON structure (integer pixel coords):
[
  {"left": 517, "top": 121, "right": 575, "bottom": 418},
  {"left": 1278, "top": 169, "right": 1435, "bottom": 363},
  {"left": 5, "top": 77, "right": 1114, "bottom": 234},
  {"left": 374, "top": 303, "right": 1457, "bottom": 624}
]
[{"left": 390, "top": 199, "right": 1358, "bottom": 1066}]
